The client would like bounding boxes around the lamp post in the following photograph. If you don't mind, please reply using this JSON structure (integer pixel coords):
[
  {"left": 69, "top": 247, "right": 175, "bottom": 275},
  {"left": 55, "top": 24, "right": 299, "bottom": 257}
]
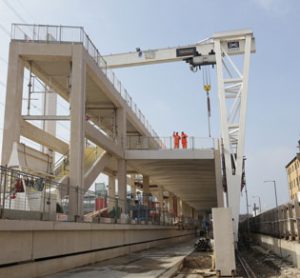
[
  {"left": 264, "top": 180, "right": 279, "bottom": 209},
  {"left": 252, "top": 195, "right": 261, "bottom": 214},
  {"left": 264, "top": 180, "right": 282, "bottom": 257}
]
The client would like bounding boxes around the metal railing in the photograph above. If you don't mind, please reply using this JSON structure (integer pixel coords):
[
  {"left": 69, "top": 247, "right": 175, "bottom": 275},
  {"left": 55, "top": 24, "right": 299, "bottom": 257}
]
[
  {"left": 11, "top": 23, "right": 158, "bottom": 138},
  {"left": 127, "top": 135, "right": 216, "bottom": 150},
  {"left": 0, "top": 166, "right": 197, "bottom": 226}
]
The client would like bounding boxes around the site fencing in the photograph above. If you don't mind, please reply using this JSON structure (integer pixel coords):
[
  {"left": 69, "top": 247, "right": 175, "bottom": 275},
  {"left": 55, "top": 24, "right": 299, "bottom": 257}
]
[
  {"left": 11, "top": 23, "right": 158, "bottom": 138},
  {"left": 0, "top": 166, "right": 196, "bottom": 227},
  {"left": 249, "top": 200, "right": 300, "bottom": 241}
]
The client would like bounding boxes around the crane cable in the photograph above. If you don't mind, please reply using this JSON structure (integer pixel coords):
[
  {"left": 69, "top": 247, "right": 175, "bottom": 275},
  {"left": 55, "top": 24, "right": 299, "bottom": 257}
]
[{"left": 202, "top": 66, "right": 212, "bottom": 137}]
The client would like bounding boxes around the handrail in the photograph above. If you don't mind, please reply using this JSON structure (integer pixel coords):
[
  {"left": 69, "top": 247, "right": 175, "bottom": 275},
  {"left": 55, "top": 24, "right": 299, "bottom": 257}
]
[{"left": 126, "top": 135, "right": 216, "bottom": 150}]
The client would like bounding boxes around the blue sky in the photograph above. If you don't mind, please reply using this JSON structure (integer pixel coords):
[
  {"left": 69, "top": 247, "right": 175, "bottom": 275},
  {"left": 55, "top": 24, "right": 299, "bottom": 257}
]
[{"left": 0, "top": 0, "right": 299, "bottom": 213}]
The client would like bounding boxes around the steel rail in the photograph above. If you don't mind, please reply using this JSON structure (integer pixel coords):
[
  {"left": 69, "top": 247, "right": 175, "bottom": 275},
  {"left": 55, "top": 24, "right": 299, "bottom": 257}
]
[{"left": 236, "top": 252, "right": 258, "bottom": 278}]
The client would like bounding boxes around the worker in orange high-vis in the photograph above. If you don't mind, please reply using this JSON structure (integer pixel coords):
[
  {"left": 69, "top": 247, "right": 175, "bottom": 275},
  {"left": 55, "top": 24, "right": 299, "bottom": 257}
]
[
  {"left": 173, "top": 132, "right": 181, "bottom": 149},
  {"left": 181, "top": 131, "right": 188, "bottom": 149}
]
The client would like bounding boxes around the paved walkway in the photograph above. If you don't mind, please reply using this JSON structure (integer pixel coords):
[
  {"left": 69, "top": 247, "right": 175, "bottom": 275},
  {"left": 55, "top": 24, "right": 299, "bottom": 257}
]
[{"left": 45, "top": 239, "right": 195, "bottom": 278}]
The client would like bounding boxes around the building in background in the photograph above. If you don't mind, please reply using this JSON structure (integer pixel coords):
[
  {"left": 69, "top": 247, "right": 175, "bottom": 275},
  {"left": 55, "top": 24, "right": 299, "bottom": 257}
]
[{"left": 286, "top": 140, "right": 300, "bottom": 201}]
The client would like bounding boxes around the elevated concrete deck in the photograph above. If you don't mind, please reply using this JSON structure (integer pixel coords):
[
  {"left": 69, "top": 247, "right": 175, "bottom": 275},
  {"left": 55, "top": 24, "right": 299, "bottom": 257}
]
[{"left": 126, "top": 149, "right": 222, "bottom": 210}]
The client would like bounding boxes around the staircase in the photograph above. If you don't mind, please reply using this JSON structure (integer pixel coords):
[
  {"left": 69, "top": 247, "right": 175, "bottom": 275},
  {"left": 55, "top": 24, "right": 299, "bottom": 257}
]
[{"left": 53, "top": 145, "right": 105, "bottom": 184}]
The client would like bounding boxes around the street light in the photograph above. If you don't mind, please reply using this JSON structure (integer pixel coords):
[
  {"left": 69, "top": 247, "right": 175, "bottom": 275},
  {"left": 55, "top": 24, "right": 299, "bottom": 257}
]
[
  {"left": 252, "top": 195, "right": 261, "bottom": 214},
  {"left": 264, "top": 179, "right": 282, "bottom": 257}
]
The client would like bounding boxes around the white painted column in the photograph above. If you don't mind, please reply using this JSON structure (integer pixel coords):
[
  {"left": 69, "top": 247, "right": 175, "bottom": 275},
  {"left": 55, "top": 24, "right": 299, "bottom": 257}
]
[
  {"left": 214, "top": 147, "right": 224, "bottom": 207},
  {"left": 68, "top": 45, "right": 86, "bottom": 220},
  {"left": 1, "top": 43, "right": 24, "bottom": 165},
  {"left": 108, "top": 175, "right": 116, "bottom": 211},
  {"left": 42, "top": 89, "right": 57, "bottom": 173},
  {"left": 116, "top": 105, "right": 127, "bottom": 215},
  {"left": 43, "top": 91, "right": 57, "bottom": 145}
]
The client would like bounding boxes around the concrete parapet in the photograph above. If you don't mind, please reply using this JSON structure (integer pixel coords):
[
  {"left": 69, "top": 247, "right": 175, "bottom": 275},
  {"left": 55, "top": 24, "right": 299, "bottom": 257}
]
[
  {"left": 0, "top": 219, "right": 193, "bottom": 277},
  {"left": 252, "top": 233, "right": 300, "bottom": 268}
]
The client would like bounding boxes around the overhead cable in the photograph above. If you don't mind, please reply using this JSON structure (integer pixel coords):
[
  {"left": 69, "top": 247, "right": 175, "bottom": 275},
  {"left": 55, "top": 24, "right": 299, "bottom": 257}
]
[{"left": 3, "top": 0, "right": 28, "bottom": 24}]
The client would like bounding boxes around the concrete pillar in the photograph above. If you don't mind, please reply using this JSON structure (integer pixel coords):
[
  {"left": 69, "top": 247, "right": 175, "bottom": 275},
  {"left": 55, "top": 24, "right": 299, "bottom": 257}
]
[
  {"left": 143, "top": 175, "right": 150, "bottom": 205},
  {"left": 42, "top": 89, "right": 57, "bottom": 172},
  {"left": 117, "top": 159, "right": 127, "bottom": 214},
  {"left": 116, "top": 108, "right": 126, "bottom": 150},
  {"left": 1, "top": 43, "right": 24, "bottom": 165},
  {"left": 165, "top": 192, "right": 170, "bottom": 213},
  {"left": 169, "top": 193, "right": 174, "bottom": 216},
  {"left": 68, "top": 46, "right": 86, "bottom": 220},
  {"left": 157, "top": 186, "right": 164, "bottom": 223},
  {"left": 173, "top": 196, "right": 178, "bottom": 217},
  {"left": 177, "top": 197, "right": 183, "bottom": 218},
  {"left": 108, "top": 175, "right": 116, "bottom": 211}
]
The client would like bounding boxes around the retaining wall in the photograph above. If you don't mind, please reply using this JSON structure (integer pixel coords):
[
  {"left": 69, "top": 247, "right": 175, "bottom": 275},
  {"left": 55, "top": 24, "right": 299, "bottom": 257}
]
[{"left": 0, "top": 219, "right": 193, "bottom": 277}]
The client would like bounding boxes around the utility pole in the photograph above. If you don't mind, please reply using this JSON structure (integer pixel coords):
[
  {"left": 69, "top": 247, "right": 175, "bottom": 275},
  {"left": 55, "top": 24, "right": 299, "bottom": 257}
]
[{"left": 253, "top": 195, "right": 261, "bottom": 214}]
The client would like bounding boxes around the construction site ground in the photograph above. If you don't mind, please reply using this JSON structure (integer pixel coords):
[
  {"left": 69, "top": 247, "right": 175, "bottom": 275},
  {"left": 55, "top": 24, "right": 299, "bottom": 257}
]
[
  {"left": 40, "top": 237, "right": 300, "bottom": 277},
  {"left": 237, "top": 241, "right": 300, "bottom": 277}
]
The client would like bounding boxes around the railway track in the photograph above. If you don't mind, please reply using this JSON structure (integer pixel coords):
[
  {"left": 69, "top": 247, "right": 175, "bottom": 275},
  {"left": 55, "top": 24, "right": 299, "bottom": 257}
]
[{"left": 236, "top": 251, "right": 258, "bottom": 278}]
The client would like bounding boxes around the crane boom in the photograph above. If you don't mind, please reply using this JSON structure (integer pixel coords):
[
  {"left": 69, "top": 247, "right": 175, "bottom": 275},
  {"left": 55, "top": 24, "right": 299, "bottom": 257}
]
[
  {"left": 103, "top": 29, "right": 256, "bottom": 244},
  {"left": 103, "top": 29, "right": 255, "bottom": 69}
]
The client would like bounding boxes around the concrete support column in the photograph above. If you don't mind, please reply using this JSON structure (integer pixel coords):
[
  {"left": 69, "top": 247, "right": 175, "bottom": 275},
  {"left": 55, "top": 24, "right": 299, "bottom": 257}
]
[
  {"left": 1, "top": 43, "right": 24, "bottom": 165},
  {"left": 177, "top": 198, "right": 183, "bottom": 218},
  {"left": 182, "top": 202, "right": 186, "bottom": 217},
  {"left": 69, "top": 46, "right": 86, "bottom": 220},
  {"left": 116, "top": 108, "right": 126, "bottom": 150},
  {"left": 42, "top": 90, "right": 57, "bottom": 172},
  {"left": 173, "top": 196, "right": 178, "bottom": 217},
  {"left": 157, "top": 186, "right": 164, "bottom": 224},
  {"left": 117, "top": 159, "right": 127, "bottom": 214},
  {"left": 108, "top": 175, "right": 116, "bottom": 211},
  {"left": 165, "top": 193, "right": 170, "bottom": 213},
  {"left": 169, "top": 193, "right": 174, "bottom": 216}
]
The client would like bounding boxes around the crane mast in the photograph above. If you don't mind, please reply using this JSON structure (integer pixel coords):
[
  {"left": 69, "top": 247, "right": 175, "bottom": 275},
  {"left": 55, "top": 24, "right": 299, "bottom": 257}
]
[{"left": 103, "top": 29, "right": 256, "bottom": 242}]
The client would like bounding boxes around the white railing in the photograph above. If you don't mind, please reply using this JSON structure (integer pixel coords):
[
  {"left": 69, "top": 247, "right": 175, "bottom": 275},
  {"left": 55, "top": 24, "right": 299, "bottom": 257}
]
[
  {"left": 11, "top": 23, "right": 159, "bottom": 138},
  {"left": 126, "top": 136, "right": 216, "bottom": 150}
]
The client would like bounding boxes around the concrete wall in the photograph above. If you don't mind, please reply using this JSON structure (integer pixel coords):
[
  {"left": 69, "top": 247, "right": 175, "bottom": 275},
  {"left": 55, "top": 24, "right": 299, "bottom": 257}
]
[
  {"left": 252, "top": 233, "right": 300, "bottom": 268},
  {"left": 0, "top": 220, "right": 193, "bottom": 277}
]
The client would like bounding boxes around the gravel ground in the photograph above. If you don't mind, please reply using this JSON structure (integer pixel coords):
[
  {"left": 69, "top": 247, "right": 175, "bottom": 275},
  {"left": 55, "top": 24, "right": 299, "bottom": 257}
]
[
  {"left": 172, "top": 251, "right": 216, "bottom": 278},
  {"left": 238, "top": 243, "right": 300, "bottom": 277},
  {"left": 173, "top": 241, "right": 300, "bottom": 278}
]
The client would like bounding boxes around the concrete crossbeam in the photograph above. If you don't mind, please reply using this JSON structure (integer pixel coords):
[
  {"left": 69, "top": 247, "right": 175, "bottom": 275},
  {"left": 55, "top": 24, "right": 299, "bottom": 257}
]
[
  {"left": 85, "top": 122, "right": 123, "bottom": 158},
  {"left": 20, "top": 120, "right": 68, "bottom": 154},
  {"left": 84, "top": 152, "right": 111, "bottom": 191}
]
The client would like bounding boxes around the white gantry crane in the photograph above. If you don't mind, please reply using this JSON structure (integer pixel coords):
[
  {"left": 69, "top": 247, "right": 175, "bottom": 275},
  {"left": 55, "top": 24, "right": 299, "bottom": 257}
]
[{"left": 103, "top": 29, "right": 256, "bottom": 242}]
